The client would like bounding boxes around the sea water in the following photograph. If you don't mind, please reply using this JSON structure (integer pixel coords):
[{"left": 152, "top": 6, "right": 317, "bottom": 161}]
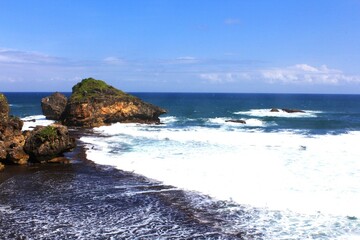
[{"left": 3, "top": 92, "right": 360, "bottom": 239}]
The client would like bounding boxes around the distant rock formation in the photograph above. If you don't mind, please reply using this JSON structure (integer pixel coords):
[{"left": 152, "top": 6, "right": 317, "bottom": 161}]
[
  {"left": 270, "top": 108, "right": 305, "bottom": 113},
  {"left": 225, "top": 119, "right": 246, "bottom": 124},
  {"left": 24, "top": 124, "right": 76, "bottom": 163},
  {"left": 0, "top": 94, "right": 29, "bottom": 166},
  {"left": 41, "top": 92, "right": 68, "bottom": 120},
  {"left": 282, "top": 108, "right": 305, "bottom": 113},
  {"left": 59, "top": 78, "right": 167, "bottom": 127}
]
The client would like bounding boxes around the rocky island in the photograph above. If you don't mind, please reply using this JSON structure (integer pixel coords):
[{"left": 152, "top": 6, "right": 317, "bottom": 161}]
[{"left": 42, "top": 78, "right": 167, "bottom": 127}]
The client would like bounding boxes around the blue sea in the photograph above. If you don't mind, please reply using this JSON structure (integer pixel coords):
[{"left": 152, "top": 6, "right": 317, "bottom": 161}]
[{"left": 2, "top": 92, "right": 360, "bottom": 239}]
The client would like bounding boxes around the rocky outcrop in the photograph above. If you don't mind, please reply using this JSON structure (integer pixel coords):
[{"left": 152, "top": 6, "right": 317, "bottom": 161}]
[
  {"left": 60, "top": 78, "right": 167, "bottom": 127},
  {"left": 270, "top": 108, "right": 305, "bottom": 113},
  {"left": 41, "top": 92, "right": 68, "bottom": 120},
  {"left": 24, "top": 124, "right": 76, "bottom": 163},
  {"left": 282, "top": 108, "right": 305, "bottom": 113},
  {"left": 0, "top": 94, "right": 29, "bottom": 165},
  {"left": 225, "top": 119, "right": 246, "bottom": 124}
]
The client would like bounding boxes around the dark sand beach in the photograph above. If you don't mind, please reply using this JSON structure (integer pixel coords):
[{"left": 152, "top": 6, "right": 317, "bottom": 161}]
[{"left": 0, "top": 130, "right": 247, "bottom": 239}]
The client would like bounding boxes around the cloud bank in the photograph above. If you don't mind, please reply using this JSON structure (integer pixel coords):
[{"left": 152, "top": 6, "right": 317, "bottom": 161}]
[
  {"left": 1, "top": 47, "right": 359, "bottom": 92},
  {"left": 262, "top": 64, "right": 360, "bottom": 85},
  {"left": 199, "top": 64, "right": 360, "bottom": 86}
]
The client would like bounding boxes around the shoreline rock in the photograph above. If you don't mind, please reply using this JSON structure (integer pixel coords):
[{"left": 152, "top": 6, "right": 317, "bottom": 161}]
[
  {"left": 1, "top": 93, "right": 30, "bottom": 165},
  {"left": 1, "top": 93, "right": 76, "bottom": 169},
  {"left": 24, "top": 124, "right": 76, "bottom": 163}
]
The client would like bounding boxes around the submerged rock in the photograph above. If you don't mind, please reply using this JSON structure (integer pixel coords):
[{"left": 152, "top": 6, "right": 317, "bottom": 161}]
[
  {"left": 41, "top": 92, "right": 68, "bottom": 120},
  {"left": 270, "top": 108, "right": 305, "bottom": 113},
  {"left": 282, "top": 108, "right": 305, "bottom": 113},
  {"left": 61, "top": 78, "right": 167, "bottom": 127},
  {"left": 225, "top": 119, "right": 246, "bottom": 124},
  {"left": 24, "top": 124, "right": 76, "bottom": 163}
]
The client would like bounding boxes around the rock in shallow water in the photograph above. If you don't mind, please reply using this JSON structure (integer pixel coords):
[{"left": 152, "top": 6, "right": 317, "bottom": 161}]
[{"left": 24, "top": 124, "right": 76, "bottom": 163}]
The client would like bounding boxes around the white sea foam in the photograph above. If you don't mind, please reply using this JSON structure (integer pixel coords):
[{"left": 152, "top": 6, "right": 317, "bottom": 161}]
[
  {"left": 234, "top": 108, "right": 320, "bottom": 118},
  {"left": 159, "top": 116, "right": 178, "bottom": 124},
  {"left": 81, "top": 123, "right": 360, "bottom": 238},
  {"left": 21, "top": 115, "right": 54, "bottom": 131},
  {"left": 82, "top": 123, "right": 360, "bottom": 216},
  {"left": 207, "top": 117, "right": 269, "bottom": 127}
]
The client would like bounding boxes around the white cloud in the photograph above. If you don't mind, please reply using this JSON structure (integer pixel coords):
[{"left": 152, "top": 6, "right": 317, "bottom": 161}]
[
  {"left": 103, "top": 56, "right": 125, "bottom": 65},
  {"left": 262, "top": 64, "right": 360, "bottom": 85},
  {"left": 199, "top": 72, "right": 250, "bottom": 83},
  {"left": 0, "top": 48, "right": 62, "bottom": 64},
  {"left": 173, "top": 56, "right": 199, "bottom": 64},
  {"left": 198, "top": 64, "right": 360, "bottom": 86}
]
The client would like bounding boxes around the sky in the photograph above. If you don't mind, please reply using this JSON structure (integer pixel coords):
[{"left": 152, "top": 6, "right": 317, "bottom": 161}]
[{"left": 1, "top": 0, "right": 360, "bottom": 93}]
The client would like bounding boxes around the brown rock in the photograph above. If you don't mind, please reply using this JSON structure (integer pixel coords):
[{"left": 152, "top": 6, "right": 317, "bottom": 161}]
[
  {"left": 41, "top": 92, "right": 68, "bottom": 120},
  {"left": 61, "top": 78, "right": 167, "bottom": 127},
  {"left": 0, "top": 141, "right": 6, "bottom": 160},
  {"left": 0, "top": 94, "right": 29, "bottom": 165},
  {"left": 225, "top": 119, "right": 246, "bottom": 124},
  {"left": 0, "top": 162, "right": 4, "bottom": 171},
  {"left": 47, "top": 156, "right": 70, "bottom": 164},
  {"left": 24, "top": 124, "right": 76, "bottom": 162},
  {"left": 7, "top": 147, "right": 29, "bottom": 165},
  {"left": 0, "top": 93, "right": 9, "bottom": 122},
  {"left": 270, "top": 108, "right": 280, "bottom": 112}
]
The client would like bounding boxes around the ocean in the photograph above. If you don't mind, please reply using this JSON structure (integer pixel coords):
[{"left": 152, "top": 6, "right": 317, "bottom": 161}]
[{"left": 1, "top": 92, "right": 360, "bottom": 239}]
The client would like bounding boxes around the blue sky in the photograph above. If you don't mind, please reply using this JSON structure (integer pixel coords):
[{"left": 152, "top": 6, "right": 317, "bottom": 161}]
[{"left": 1, "top": 0, "right": 360, "bottom": 93}]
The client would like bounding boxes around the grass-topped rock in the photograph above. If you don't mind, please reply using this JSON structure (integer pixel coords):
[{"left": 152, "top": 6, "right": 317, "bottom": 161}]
[
  {"left": 69, "top": 78, "right": 136, "bottom": 102},
  {"left": 24, "top": 124, "right": 76, "bottom": 163},
  {"left": 59, "top": 78, "right": 167, "bottom": 127}
]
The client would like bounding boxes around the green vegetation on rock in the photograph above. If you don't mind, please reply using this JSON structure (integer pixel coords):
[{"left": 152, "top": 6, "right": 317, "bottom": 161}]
[
  {"left": 36, "top": 126, "right": 58, "bottom": 141},
  {"left": 70, "top": 78, "right": 137, "bottom": 102}
]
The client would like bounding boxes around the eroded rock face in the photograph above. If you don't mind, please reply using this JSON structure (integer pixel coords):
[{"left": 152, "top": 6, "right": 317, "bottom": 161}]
[
  {"left": 61, "top": 78, "right": 167, "bottom": 127},
  {"left": 24, "top": 124, "right": 76, "bottom": 163},
  {"left": 0, "top": 94, "right": 29, "bottom": 165},
  {"left": 0, "top": 93, "right": 9, "bottom": 122},
  {"left": 41, "top": 92, "right": 68, "bottom": 120}
]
